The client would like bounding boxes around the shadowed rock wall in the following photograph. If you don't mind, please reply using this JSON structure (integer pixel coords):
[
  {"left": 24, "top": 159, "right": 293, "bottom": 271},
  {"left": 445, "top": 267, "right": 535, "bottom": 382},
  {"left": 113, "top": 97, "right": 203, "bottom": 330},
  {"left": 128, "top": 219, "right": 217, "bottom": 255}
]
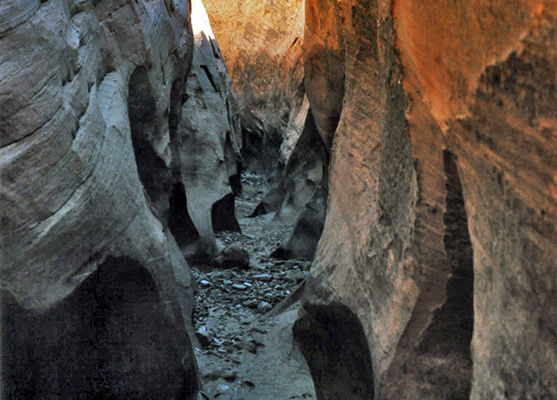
[
  {"left": 265, "top": 110, "right": 328, "bottom": 261},
  {"left": 295, "top": 0, "right": 556, "bottom": 399},
  {"left": 0, "top": 0, "right": 240, "bottom": 397},
  {"left": 1, "top": 257, "right": 198, "bottom": 399}
]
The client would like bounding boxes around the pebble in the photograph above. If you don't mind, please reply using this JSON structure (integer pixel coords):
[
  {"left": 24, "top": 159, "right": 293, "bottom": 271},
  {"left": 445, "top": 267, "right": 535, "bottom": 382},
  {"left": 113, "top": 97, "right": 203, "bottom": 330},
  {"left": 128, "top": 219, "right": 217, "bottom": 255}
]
[
  {"left": 216, "top": 384, "right": 230, "bottom": 392},
  {"left": 257, "top": 301, "right": 272, "bottom": 312},
  {"left": 243, "top": 299, "right": 259, "bottom": 308},
  {"left": 233, "top": 340, "right": 256, "bottom": 353},
  {"left": 196, "top": 326, "right": 211, "bottom": 347},
  {"left": 232, "top": 283, "right": 247, "bottom": 291},
  {"left": 253, "top": 273, "right": 272, "bottom": 282}
]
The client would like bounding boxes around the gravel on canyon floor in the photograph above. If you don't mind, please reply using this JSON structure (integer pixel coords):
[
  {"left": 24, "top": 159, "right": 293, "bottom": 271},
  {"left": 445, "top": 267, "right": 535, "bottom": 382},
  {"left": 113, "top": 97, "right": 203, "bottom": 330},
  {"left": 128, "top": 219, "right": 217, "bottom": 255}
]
[{"left": 191, "top": 172, "right": 316, "bottom": 400}]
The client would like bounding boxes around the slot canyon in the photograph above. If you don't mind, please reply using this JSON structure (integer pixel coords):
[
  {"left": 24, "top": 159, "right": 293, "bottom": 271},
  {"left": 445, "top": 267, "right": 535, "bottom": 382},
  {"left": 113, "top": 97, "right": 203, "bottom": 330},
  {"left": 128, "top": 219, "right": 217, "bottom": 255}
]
[{"left": 0, "top": 0, "right": 555, "bottom": 399}]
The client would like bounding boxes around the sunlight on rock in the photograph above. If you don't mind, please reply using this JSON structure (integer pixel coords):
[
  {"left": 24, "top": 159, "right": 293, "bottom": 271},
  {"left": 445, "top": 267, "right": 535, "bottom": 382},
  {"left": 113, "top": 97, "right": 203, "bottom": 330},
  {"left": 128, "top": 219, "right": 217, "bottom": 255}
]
[{"left": 191, "top": 0, "right": 215, "bottom": 39}]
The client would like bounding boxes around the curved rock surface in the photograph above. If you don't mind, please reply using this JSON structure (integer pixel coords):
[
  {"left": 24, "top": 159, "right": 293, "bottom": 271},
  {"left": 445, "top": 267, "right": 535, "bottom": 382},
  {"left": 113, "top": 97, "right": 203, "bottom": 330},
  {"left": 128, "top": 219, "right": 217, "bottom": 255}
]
[
  {"left": 266, "top": 110, "right": 328, "bottom": 261},
  {"left": 295, "top": 1, "right": 556, "bottom": 399},
  {"left": 0, "top": 0, "right": 239, "bottom": 397},
  {"left": 203, "top": 0, "right": 306, "bottom": 170},
  {"left": 175, "top": 0, "right": 242, "bottom": 260}
]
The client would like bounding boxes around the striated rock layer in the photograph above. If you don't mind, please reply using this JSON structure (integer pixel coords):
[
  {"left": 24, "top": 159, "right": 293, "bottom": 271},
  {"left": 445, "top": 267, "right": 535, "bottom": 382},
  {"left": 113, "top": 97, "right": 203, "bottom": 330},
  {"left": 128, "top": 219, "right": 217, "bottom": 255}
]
[
  {"left": 0, "top": 0, "right": 239, "bottom": 397},
  {"left": 295, "top": 0, "right": 556, "bottom": 399},
  {"left": 203, "top": 0, "right": 306, "bottom": 170}
]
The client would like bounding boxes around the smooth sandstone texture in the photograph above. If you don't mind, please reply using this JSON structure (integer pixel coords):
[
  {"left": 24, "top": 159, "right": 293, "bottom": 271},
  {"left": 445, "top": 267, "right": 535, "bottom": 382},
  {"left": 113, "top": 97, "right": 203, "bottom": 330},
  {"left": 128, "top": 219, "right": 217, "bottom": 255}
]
[
  {"left": 176, "top": 0, "right": 242, "bottom": 260},
  {"left": 0, "top": 0, "right": 237, "bottom": 397},
  {"left": 203, "top": 0, "right": 306, "bottom": 169},
  {"left": 295, "top": 0, "right": 556, "bottom": 399}
]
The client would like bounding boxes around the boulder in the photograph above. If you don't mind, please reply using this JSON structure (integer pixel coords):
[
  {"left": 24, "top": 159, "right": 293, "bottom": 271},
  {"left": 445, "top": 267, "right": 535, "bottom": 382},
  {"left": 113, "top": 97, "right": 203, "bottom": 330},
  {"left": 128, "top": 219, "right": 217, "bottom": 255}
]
[{"left": 213, "top": 244, "right": 250, "bottom": 270}]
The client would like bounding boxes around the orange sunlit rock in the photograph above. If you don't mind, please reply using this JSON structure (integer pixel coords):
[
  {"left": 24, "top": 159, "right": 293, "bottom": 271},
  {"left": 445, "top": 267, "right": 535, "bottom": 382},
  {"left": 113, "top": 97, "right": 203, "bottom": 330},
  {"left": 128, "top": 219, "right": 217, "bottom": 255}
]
[
  {"left": 203, "top": 0, "right": 306, "bottom": 164},
  {"left": 296, "top": 0, "right": 556, "bottom": 399}
]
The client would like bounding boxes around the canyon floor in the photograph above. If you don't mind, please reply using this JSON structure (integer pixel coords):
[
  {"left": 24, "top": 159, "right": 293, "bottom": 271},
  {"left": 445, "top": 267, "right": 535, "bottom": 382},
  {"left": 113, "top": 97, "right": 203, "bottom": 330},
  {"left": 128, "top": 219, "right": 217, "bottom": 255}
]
[{"left": 191, "top": 173, "right": 316, "bottom": 400}]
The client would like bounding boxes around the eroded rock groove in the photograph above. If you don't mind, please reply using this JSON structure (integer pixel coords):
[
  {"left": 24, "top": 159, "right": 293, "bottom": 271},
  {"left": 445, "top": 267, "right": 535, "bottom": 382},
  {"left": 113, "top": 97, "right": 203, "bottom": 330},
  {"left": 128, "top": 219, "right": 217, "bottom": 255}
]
[
  {"left": 128, "top": 66, "right": 171, "bottom": 217},
  {"left": 417, "top": 149, "right": 474, "bottom": 399}
]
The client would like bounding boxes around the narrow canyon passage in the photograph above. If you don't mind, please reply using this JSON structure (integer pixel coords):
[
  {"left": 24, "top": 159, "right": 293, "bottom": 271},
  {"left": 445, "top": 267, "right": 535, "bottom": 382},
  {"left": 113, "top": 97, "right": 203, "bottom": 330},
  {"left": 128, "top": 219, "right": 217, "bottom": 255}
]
[{"left": 0, "top": 0, "right": 555, "bottom": 399}]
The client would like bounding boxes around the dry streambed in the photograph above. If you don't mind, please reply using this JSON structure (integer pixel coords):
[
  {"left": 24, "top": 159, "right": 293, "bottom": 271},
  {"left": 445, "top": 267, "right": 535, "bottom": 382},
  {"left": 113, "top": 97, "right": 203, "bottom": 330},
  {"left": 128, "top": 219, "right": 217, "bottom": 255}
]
[{"left": 192, "top": 173, "right": 316, "bottom": 400}]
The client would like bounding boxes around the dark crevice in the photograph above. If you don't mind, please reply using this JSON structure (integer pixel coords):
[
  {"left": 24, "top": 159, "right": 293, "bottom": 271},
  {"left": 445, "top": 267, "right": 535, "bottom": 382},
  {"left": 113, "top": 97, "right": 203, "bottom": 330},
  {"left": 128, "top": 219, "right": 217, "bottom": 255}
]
[
  {"left": 241, "top": 128, "right": 263, "bottom": 170},
  {"left": 210, "top": 40, "right": 221, "bottom": 59},
  {"left": 212, "top": 193, "right": 241, "bottom": 233},
  {"left": 128, "top": 66, "right": 172, "bottom": 217},
  {"left": 169, "top": 78, "right": 183, "bottom": 143},
  {"left": 294, "top": 302, "right": 375, "bottom": 399},
  {"left": 168, "top": 182, "right": 200, "bottom": 248},
  {"left": 417, "top": 149, "right": 474, "bottom": 397},
  {"left": 419, "top": 150, "right": 474, "bottom": 356},
  {"left": 200, "top": 65, "right": 218, "bottom": 93},
  {"left": 224, "top": 132, "right": 242, "bottom": 196},
  {"left": 229, "top": 160, "right": 243, "bottom": 197},
  {"left": 241, "top": 125, "right": 284, "bottom": 175}
]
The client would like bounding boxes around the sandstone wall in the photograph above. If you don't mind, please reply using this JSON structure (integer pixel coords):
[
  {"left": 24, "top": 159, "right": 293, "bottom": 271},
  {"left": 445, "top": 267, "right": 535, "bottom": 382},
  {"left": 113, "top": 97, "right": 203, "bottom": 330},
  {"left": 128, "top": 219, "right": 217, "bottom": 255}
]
[
  {"left": 0, "top": 0, "right": 239, "bottom": 397},
  {"left": 202, "top": 0, "right": 327, "bottom": 261},
  {"left": 175, "top": 0, "right": 242, "bottom": 260},
  {"left": 295, "top": 1, "right": 557, "bottom": 399},
  {"left": 203, "top": 0, "right": 306, "bottom": 170}
]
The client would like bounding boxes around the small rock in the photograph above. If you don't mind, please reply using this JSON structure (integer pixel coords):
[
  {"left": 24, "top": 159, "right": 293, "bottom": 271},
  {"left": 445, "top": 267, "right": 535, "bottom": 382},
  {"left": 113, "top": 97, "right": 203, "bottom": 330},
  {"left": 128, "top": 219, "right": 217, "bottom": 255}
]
[
  {"left": 213, "top": 244, "right": 250, "bottom": 269},
  {"left": 292, "top": 271, "right": 307, "bottom": 283},
  {"left": 232, "top": 283, "right": 248, "bottom": 291},
  {"left": 250, "top": 326, "right": 268, "bottom": 334},
  {"left": 243, "top": 299, "right": 259, "bottom": 308},
  {"left": 253, "top": 273, "right": 272, "bottom": 282},
  {"left": 240, "top": 315, "right": 255, "bottom": 324},
  {"left": 257, "top": 301, "right": 272, "bottom": 312},
  {"left": 216, "top": 384, "right": 230, "bottom": 392},
  {"left": 196, "top": 326, "right": 210, "bottom": 347},
  {"left": 234, "top": 340, "right": 257, "bottom": 353},
  {"left": 222, "top": 369, "right": 238, "bottom": 382}
]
